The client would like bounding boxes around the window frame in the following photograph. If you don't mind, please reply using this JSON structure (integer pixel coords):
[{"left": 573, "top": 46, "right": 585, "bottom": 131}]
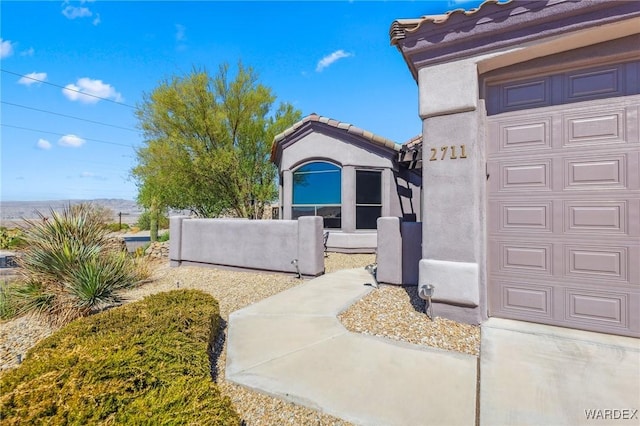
[
  {"left": 355, "top": 169, "right": 383, "bottom": 230},
  {"left": 291, "top": 161, "right": 342, "bottom": 229}
]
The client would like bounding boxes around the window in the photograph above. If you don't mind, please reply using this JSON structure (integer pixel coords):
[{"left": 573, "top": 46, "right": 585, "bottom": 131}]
[
  {"left": 292, "top": 162, "right": 341, "bottom": 229},
  {"left": 356, "top": 170, "right": 381, "bottom": 229}
]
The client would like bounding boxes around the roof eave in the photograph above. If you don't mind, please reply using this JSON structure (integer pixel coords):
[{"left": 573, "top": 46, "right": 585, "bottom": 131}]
[
  {"left": 271, "top": 114, "right": 401, "bottom": 165},
  {"left": 390, "top": 0, "right": 640, "bottom": 79}
]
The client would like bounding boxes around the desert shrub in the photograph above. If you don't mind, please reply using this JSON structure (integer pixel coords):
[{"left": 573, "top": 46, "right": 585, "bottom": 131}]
[
  {"left": 157, "top": 231, "right": 170, "bottom": 242},
  {"left": 134, "top": 245, "right": 148, "bottom": 258},
  {"left": 0, "top": 280, "right": 20, "bottom": 320},
  {"left": 136, "top": 210, "right": 169, "bottom": 231},
  {"left": 0, "top": 227, "right": 24, "bottom": 250},
  {"left": 105, "top": 222, "right": 130, "bottom": 232},
  {"left": 0, "top": 290, "right": 240, "bottom": 425},
  {"left": 69, "top": 202, "right": 114, "bottom": 225},
  {"left": 12, "top": 204, "right": 148, "bottom": 324}
]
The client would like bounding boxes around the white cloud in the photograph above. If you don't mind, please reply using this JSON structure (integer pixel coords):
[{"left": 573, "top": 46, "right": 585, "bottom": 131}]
[
  {"left": 63, "top": 77, "right": 123, "bottom": 104},
  {"left": 61, "top": 0, "right": 99, "bottom": 24},
  {"left": 58, "top": 134, "right": 86, "bottom": 148},
  {"left": 20, "top": 47, "right": 34, "bottom": 57},
  {"left": 18, "top": 72, "right": 47, "bottom": 86},
  {"left": 62, "top": 5, "right": 92, "bottom": 19},
  {"left": 0, "top": 38, "right": 15, "bottom": 59},
  {"left": 175, "top": 24, "right": 186, "bottom": 42},
  {"left": 37, "top": 139, "right": 52, "bottom": 150},
  {"left": 316, "top": 50, "right": 353, "bottom": 72}
]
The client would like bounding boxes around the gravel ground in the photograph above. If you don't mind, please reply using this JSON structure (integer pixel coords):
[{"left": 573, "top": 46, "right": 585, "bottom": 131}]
[
  {"left": 339, "top": 284, "right": 480, "bottom": 356},
  {"left": 0, "top": 252, "right": 479, "bottom": 425}
]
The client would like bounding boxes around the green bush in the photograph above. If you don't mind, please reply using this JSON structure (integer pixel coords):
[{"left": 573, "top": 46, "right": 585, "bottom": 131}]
[
  {"left": 0, "top": 227, "right": 24, "bottom": 250},
  {"left": 0, "top": 290, "right": 240, "bottom": 425},
  {"left": 158, "top": 231, "right": 170, "bottom": 242},
  {"left": 11, "top": 204, "right": 148, "bottom": 324},
  {"left": 136, "top": 210, "right": 169, "bottom": 231},
  {"left": 105, "top": 222, "right": 130, "bottom": 232}
]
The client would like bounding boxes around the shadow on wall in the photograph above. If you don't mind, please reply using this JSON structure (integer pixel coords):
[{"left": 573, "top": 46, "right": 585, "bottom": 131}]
[{"left": 376, "top": 217, "right": 422, "bottom": 286}]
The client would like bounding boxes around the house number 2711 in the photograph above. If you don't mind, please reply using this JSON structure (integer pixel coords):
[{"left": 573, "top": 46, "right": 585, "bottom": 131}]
[{"left": 429, "top": 144, "right": 468, "bottom": 161}]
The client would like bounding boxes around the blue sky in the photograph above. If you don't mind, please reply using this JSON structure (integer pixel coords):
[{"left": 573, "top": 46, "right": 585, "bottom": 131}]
[{"left": 1, "top": 0, "right": 482, "bottom": 202}]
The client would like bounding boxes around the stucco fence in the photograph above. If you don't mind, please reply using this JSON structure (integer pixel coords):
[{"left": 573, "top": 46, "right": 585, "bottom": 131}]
[
  {"left": 169, "top": 216, "right": 324, "bottom": 276},
  {"left": 170, "top": 215, "right": 421, "bottom": 283},
  {"left": 375, "top": 217, "right": 422, "bottom": 286}
]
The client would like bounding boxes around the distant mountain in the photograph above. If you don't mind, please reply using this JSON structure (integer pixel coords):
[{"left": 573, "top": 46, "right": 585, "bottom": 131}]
[{"left": 0, "top": 199, "right": 143, "bottom": 225}]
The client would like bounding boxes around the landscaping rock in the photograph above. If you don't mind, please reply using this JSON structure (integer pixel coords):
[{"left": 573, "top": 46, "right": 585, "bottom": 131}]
[{"left": 144, "top": 241, "right": 169, "bottom": 259}]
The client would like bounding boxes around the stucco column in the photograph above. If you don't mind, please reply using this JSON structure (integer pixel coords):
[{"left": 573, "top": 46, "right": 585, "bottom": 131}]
[
  {"left": 169, "top": 215, "right": 190, "bottom": 267},
  {"left": 341, "top": 165, "right": 356, "bottom": 232},
  {"left": 282, "top": 169, "right": 293, "bottom": 220},
  {"left": 417, "top": 59, "right": 487, "bottom": 324}
]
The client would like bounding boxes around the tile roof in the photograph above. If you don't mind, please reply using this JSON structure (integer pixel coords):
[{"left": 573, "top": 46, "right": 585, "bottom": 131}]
[
  {"left": 403, "top": 134, "right": 422, "bottom": 148},
  {"left": 271, "top": 113, "right": 401, "bottom": 160},
  {"left": 390, "top": 0, "right": 512, "bottom": 45}
]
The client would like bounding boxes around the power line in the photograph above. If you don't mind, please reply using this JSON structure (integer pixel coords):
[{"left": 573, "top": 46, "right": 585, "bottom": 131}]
[
  {"left": 0, "top": 123, "right": 137, "bottom": 148},
  {"left": 1, "top": 101, "right": 139, "bottom": 133},
  {"left": 0, "top": 69, "right": 136, "bottom": 109}
]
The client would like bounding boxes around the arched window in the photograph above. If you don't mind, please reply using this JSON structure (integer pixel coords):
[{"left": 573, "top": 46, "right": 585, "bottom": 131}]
[{"left": 292, "top": 161, "right": 341, "bottom": 229}]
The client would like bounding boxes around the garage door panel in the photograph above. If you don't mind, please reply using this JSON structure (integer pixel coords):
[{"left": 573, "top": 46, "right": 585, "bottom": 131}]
[
  {"left": 631, "top": 150, "right": 640, "bottom": 189},
  {"left": 500, "top": 160, "right": 551, "bottom": 191},
  {"left": 564, "top": 154, "right": 627, "bottom": 189},
  {"left": 490, "top": 241, "right": 553, "bottom": 275},
  {"left": 500, "top": 78, "right": 551, "bottom": 111},
  {"left": 499, "top": 201, "right": 552, "bottom": 232},
  {"left": 628, "top": 105, "right": 639, "bottom": 144},
  {"left": 503, "top": 244, "right": 551, "bottom": 273},
  {"left": 487, "top": 72, "right": 639, "bottom": 337},
  {"left": 499, "top": 118, "right": 552, "bottom": 152},
  {"left": 564, "top": 110, "right": 625, "bottom": 146},
  {"left": 566, "top": 290, "right": 627, "bottom": 325},
  {"left": 490, "top": 280, "right": 638, "bottom": 336},
  {"left": 492, "top": 280, "right": 554, "bottom": 317},
  {"left": 565, "top": 245, "right": 628, "bottom": 281},
  {"left": 565, "top": 65, "right": 624, "bottom": 102},
  {"left": 564, "top": 201, "right": 627, "bottom": 234}
]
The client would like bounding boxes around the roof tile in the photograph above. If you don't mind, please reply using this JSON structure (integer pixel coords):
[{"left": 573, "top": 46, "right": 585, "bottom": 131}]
[
  {"left": 272, "top": 113, "right": 402, "bottom": 160},
  {"left": 390, "top": 0, "right": 512, "bottom": 45}
]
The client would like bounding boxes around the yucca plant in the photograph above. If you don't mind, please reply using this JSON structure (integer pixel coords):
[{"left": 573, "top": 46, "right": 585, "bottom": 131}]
[
  {"left": 11, "top": 204, "right": 148, "bottom": 324},
  {"left": 0, "top": 280, "right": 23, "bottom": 320}
]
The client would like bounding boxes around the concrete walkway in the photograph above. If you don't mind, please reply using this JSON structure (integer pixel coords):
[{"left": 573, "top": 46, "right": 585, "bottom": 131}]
[
  {"left": 480, "top": 318, "right": 640, "bottom": 426},
  {"left": 226, "top": 268, "right": 640, "bottom": 425},
  {"left": 226, "top": 268, "right": 478, "bottom": 426}
]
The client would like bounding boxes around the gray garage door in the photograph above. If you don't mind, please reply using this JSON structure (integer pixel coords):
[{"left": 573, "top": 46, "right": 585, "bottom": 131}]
[{"left": 486, "top": 61, "right": 639, "bottom": 337}]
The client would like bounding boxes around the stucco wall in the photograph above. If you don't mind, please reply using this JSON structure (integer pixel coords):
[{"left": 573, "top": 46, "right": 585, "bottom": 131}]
[
  {"left": 279, "top": 130, "right": 394, "bottom": 172},
  {"left": 169, "top": 216, "right": 324, "bottom": 276},
  {"left": 277, "top": 128, "right": 421, "bottom": 252}
]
